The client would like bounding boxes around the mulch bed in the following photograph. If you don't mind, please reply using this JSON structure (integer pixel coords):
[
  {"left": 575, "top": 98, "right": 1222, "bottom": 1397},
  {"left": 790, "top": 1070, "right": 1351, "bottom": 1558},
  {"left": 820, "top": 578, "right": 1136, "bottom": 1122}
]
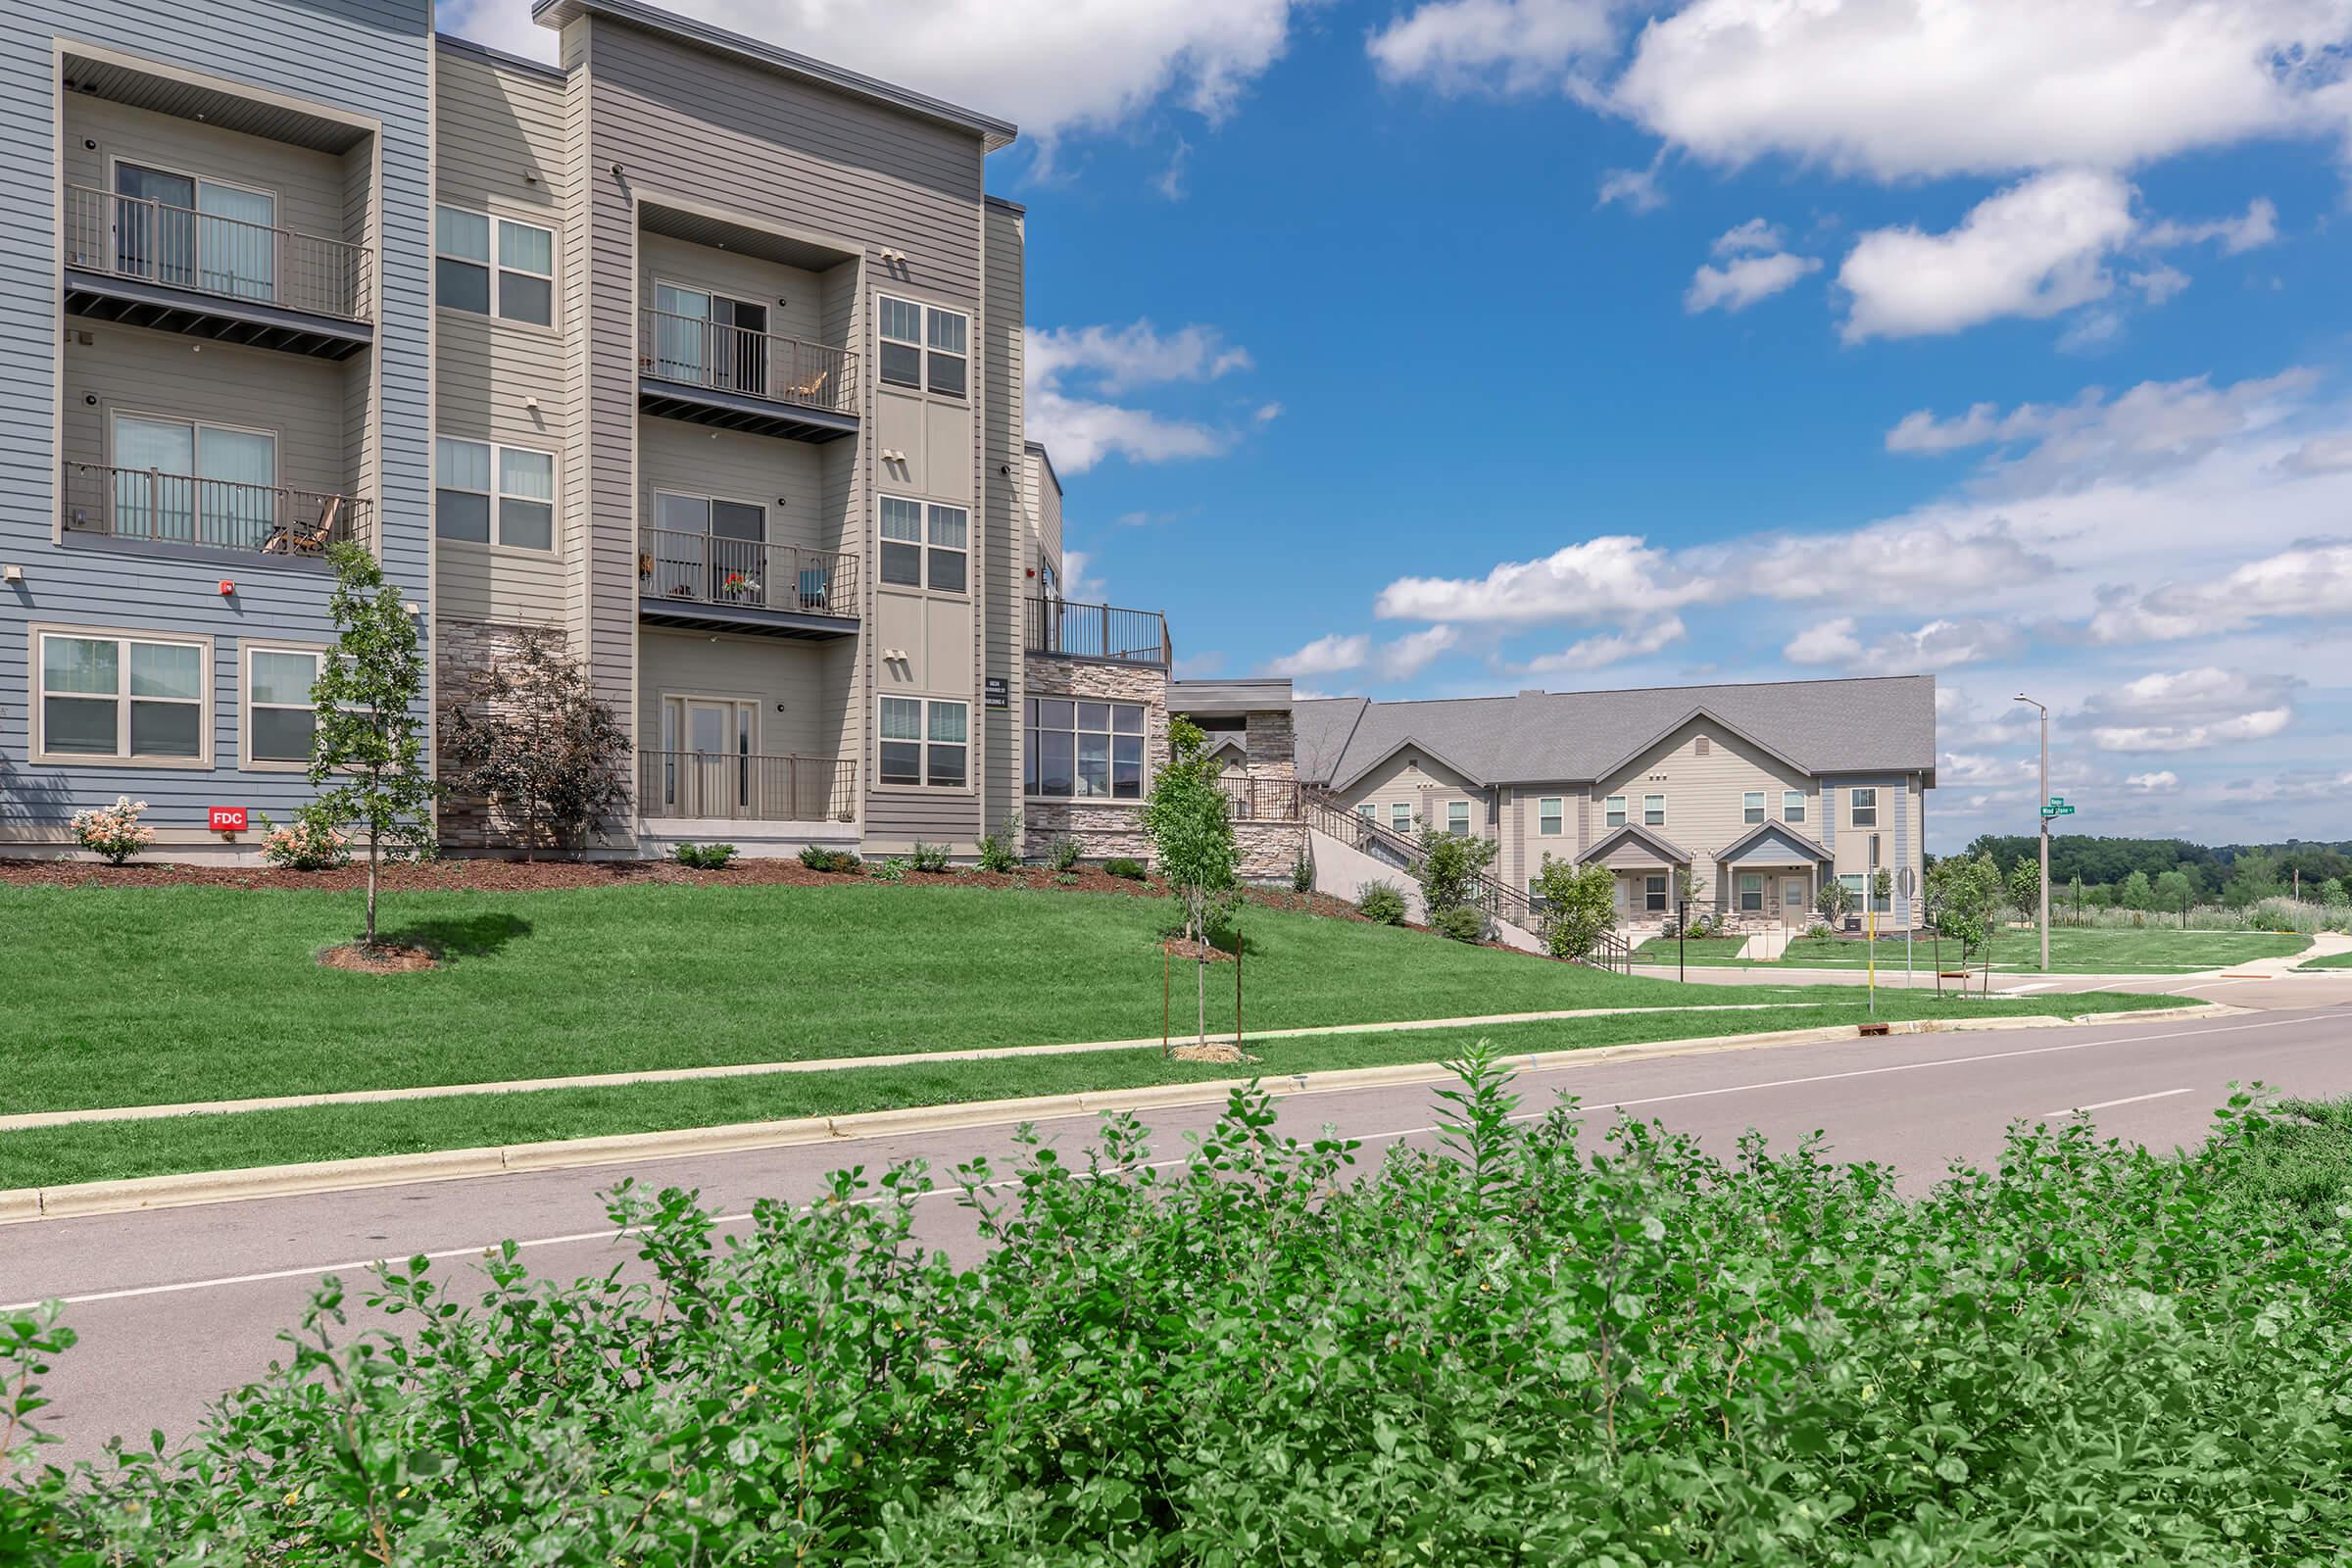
[
  {"left": 1160, "top": 935, "right": 1240, "bottom": 963},
  {"left": 318, "top": 942, "right": 439, "bottom": 974},
  {"left": 0, "top": 855, "right": 1367, "bottom": 919}
]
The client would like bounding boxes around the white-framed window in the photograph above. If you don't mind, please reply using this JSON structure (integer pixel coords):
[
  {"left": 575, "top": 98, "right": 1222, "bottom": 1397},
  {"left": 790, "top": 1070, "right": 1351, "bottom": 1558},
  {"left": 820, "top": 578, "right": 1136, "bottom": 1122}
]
[
  {"left": 436, "top": 438, "right": 556, "bottom": 550},
  {"left": 1604, "top": 794, "right": 1626, "bottom": 828},
  {"left": 1742, "top": 790, "right": 1764, "bottom": 825},
  {"left": 1391, "top": 803, "right": 1411, "bottom": 835},
  {"left": 1840, "top": 871, "right": 1867, "bottom": 912},
  {"left": 1644, "top": 873, "right": 1669, "bottom": 913},
  {"left": 877, "top": 295, "right": 967, "bottom": 397},
  {"left": 1026, "top": 697, "right": 1145, "bottom": 800},
  {"left": 1643, "top": 794, "right": 1666, "bottom": 827},
  {"left": 107, "top": 411, "right": 279, "bottom": 548},
  {"left": 1783, "top": 790, "right": 1805, "bottom": 823},
  {"left": 1739, "top": 872, "right": 1764, "bottom": 912},
  {"left": 1538, "top": 797, "right": 1563, "bottom": 836},
  {"left": 1357, "top": 803, "right": 1377, "bottom": 824},
  {"left": 878, "top": 496, "right": 968, "bottom": 593},
  {"left": 879, "top": 696, "right": 967, "bottom": 788},
  {"left": 34, "top": 627, "right": 210, "bottom": 765},
  {"left": 243, "top": 643, "right": 323, "bottom": 770},
  {"left": 1851, "top": 786, "right": 1879, "bottom": 827},
  {"left": 1446, "top": 800, "right": 1470, "bottom": 837},
  {"left": 1527, "top": 876, "right": 1548, "bottom": 912},
  {"left": 436, "top": 205, "right": 554, "bottom": 325}
]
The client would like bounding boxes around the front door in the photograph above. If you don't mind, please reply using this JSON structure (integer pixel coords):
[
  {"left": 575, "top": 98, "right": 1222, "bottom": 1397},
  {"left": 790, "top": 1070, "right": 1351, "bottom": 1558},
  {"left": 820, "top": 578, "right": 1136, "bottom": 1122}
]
[
  {"left": 663, "top": 697, "right": 752, "bottom": 817},
  {"left": 1783, "top": 876, "right": 1809, "bottom": 924}
]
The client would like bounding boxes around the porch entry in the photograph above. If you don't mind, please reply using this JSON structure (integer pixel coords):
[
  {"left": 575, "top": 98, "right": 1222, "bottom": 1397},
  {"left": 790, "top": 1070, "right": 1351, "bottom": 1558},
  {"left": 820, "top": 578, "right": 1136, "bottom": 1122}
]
[
  {"left": 657, "top": 696, "right": 756, "bottom": 817},
  {"left": 1613, "top": 872, "right": 1669, "bottom": 920},
  {"left": 1733, "top": 869, "right": 1815, "bottom": 924}
]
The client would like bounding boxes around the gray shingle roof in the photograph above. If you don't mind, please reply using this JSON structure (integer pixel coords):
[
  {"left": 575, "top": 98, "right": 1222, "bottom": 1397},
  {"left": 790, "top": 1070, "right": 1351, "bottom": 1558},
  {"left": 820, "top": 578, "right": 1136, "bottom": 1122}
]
[{"left": 1295, "top": 675, "right": 1936, "bottom": 789}]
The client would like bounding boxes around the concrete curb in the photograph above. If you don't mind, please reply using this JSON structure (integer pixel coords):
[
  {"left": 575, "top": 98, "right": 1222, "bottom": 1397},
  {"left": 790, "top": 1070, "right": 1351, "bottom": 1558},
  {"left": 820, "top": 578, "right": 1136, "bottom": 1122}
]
[{"left": 0, "top": 1003, "right": 2232, "bottom": 1224}]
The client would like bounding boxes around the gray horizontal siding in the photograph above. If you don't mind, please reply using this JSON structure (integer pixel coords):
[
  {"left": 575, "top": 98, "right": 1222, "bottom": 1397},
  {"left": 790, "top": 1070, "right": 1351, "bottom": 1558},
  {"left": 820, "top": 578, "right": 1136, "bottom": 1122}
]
[
  {"left": 1, "top": 0, "right": 434, "bottom": 839},
  {"left": 865, "top": 787, "right": 978, "bottom": 845}
]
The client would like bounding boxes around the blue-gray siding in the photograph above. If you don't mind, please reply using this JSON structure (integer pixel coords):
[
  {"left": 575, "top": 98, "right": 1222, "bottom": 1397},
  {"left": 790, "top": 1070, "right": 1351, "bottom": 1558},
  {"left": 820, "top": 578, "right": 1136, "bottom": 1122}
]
[{"left": 0, "top": 0, "right": 433, "bottom": 836}]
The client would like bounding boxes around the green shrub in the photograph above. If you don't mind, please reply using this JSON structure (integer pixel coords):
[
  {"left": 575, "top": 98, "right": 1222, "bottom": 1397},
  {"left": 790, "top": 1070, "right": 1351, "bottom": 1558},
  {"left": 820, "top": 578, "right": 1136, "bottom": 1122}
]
[
  {"left": 868, "top": 857, "right": 909, "bottom": 884},
  {"left": 909, "top": 841, "right": 951, "bottom": 874},
  {"left": 1357, "top": 879, "right": 1407, "bottom": 925},
  {"left": 798, "top": 845, "right": 860, "bottom": 874},
  {"left": 1046, "top": 835, "right": 1081, "bottom": 872},
  {"left": 1432, "top": 903, "right": 1485, "bottom": 943},
  {"left": 976, "top": 816, "right": 1022, "bottom": 873},
  {"left": 254, "top": 803, "right": 352, "bottom": 871},
  {"left": 1103, "top": 856, "right": 1149, "bottom": 881},
  {"left": 1291, "top": 852, "right": 1314, "bottom": 894},
  {"left": 671, "top": 842, "right": 737, "bottom": 869},
  {"left": 13, "top": 1066, "right": 2352, "bottom": 1566}
]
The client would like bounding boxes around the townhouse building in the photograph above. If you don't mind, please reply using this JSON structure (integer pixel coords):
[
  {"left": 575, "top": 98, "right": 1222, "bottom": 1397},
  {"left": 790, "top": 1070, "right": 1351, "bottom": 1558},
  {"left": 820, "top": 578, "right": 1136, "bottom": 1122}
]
[{"left": 1297, "top": 677, "right": 1937, "bottom": 931}]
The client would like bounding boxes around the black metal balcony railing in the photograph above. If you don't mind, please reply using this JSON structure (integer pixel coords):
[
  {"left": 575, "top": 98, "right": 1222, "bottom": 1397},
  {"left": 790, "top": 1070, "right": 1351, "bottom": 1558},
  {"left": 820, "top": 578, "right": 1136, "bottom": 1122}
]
[
  {"left": 638, "top": 527, "right": 858, "bottom": 619},
  {"left": 1217, "top": 773, "right": 1302, "bottom": 822},
  {"left": 62, "top": 461, "right": 365, "bottom": 556},
  {"left": 1024, "top": 596, "right": 1172, "bottom": 667},
  {"left": 639, "top": 311, "right": 858, "bottom": 417},
  {"left": 639, "top": 751, "right": 857, "bottom": 823},
  {"left": 64, "top": 184, "right": 372, "bottom": 321}
]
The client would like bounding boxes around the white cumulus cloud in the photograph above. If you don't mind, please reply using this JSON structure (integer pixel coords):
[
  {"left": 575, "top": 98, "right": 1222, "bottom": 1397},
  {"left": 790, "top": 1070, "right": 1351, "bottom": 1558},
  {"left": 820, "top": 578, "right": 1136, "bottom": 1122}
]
[
  {"left": 1024, "top": 321, "right": 1260, "bottom": 472},
  {"left": 2127, "top": 770, "right": 2181, "bottom": 793},
  {"left": 1516, "top": 616, "right": 1688, "bottom": 673},
  {"left": 1262, "top": 633, "right": 1370, "bottom": 678},
  {"left": 1376, "top": 625, "right": 1460, "bottom": 680},
  {"left": 1686, "top": 223, "right": 1823, "bottom": 314},
  {"left": 2082, "top": 667, "right": 2297, "bottom": 753}
]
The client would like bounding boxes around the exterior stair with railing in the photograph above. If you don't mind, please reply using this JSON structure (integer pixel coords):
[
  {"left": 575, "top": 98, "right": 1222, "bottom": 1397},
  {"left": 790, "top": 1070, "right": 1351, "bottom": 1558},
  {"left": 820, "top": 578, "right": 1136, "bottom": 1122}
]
[{"left": 1299, "top": 792, "right": 1635, "bottom": 974}]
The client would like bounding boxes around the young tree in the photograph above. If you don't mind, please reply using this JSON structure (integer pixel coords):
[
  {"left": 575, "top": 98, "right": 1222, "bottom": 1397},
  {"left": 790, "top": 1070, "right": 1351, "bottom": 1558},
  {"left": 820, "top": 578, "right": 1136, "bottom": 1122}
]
[
  {"left": 1927, "top": 854, "right": 2003, "bottom": 994},
  {"left": 1142, "top": 716, "right": 1239, "bottom": 1050},
  {"left": 2223, "top": 851, "right": 2281, "bottom": 909},
  {"left": 2153, "top": 868, "right": 2195, "bottom": 918},
  {"left": 312, "top": 543, "right": 440, "bottom": 949},
  {"left": 439, "top": 630, "right": 631, "bottom": 859},
  {"left": 2321, "top": 877, "right": 2348, "bottom": 908},
  {"left": 1413, "top": 816, "right": 1500, "bottom": 931},
  {"left": 2119, "top": 868, "right": 2152, "bottom": 910},
  {"left": 1815, "top": 879, "right": 1853, "bottom": 927},
  {"left": 2007, "top": 858, "right": 2041, "bottom": 926},
  {"left": 1531, "top": 855, "right": 1619, "bottom": 961}
]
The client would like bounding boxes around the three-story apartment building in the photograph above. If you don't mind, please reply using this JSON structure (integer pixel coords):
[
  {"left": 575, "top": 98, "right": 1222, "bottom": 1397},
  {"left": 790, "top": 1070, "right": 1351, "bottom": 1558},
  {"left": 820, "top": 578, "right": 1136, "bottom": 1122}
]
[{"left": 1, "top": 0, "right": 433, "bottom": 853}]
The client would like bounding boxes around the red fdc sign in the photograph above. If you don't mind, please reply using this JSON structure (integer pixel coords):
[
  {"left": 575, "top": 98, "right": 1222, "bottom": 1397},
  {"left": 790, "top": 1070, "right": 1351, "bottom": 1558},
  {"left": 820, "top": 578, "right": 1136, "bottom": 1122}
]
[{"left": 208, "top": 806, "right": 249, "bottom": 833}]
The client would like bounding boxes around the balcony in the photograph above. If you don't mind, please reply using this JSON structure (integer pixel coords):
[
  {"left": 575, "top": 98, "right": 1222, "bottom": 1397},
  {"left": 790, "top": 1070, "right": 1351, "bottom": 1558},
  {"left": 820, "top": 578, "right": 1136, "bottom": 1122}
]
[
  {"left": 1216, "top": 773, "right": 1302, "bottom": 822},
  {"left": 637, "top": 526, "right": 859, "bottom": 639},
  {"left": 63, "top": 185, "right": 374, "bottom": 360},
  {"left": 638, "top": 312, "right": 859, "bottom": 443},
  {"left": 639, "top": 750, "right": 857, "bottom": 823},
  {"left": 1024, "top": 597, "right": 1172, "bottom": 668},
  {"left": 62, "top": 461, "right": 364, "bottom": 560}
]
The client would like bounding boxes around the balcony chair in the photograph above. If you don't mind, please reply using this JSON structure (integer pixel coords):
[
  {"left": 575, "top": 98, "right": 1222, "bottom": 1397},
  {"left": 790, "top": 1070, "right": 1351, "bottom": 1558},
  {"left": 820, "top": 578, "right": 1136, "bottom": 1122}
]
[{"left": 263, "top": 495, "right": 340, "bottom": 556}]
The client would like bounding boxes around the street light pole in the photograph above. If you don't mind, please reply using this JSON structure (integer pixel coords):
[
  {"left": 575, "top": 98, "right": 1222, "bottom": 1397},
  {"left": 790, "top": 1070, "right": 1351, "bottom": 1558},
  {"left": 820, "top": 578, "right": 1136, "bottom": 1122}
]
[{"left": 2015, "top": 694, "right": 2050, "bottom": 974}]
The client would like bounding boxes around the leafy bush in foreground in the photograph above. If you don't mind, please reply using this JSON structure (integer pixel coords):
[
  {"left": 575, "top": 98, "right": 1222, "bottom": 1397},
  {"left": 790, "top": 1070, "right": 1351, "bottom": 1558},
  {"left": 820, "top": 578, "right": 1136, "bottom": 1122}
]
[
  {"left": 1357, "top": 878, "right": 1407, "bottom": 925},
  {"left": 9, "top": 1055, "right": 2352, "bottom": 1566}
]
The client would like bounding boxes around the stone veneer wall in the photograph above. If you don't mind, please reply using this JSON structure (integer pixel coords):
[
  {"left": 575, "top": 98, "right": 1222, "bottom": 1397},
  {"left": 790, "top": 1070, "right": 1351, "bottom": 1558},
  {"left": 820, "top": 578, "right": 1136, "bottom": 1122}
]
[
  {"left": 436, "top": 618, "right": 572, "bottom": 853},
  {"left": 1022, "top": 658, "right": 1170, "bottom": 862}
]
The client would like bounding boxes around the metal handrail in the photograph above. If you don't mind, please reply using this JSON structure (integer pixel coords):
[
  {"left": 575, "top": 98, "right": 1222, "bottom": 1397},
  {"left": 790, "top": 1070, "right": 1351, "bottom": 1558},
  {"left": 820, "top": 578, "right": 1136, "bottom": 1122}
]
[
  {"left": 64, "top": 184, "right": 371, "bottom": 321},
  {"left": 638, "top": 750, "right": 858, "bottom": 823},
  {"left": 1217, "top": 773, "right": 1301, "bottom": 822},
  {"left": 638, "top": 309, "right": 858, "bottom": 416},
  {"left": 62, "top": 461, "right": 365, "bottom": 556},
  {"left": 1024, "top": 596, "right": 1172, "bottom": 667},
  {"left": 637, "top": 527, "right": 858, "bottom": 618},
  {"left": 1300, "top": 791, "right": 1634, "bottom": 973}
]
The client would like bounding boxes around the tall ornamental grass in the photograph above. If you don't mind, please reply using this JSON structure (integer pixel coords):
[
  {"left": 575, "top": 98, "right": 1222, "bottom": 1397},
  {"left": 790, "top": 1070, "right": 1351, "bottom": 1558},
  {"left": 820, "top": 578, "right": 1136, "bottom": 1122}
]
[{"left": 8, "top": 1053, "right": 2351, "bottom": 1565}]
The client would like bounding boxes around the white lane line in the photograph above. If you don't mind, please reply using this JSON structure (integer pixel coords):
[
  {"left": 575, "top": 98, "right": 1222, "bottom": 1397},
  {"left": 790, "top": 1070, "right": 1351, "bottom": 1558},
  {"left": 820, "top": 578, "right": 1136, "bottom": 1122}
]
[
  {"left": 2042, "top": 1087, "right": 2194, "bottom": 1119},
  {"left": 4, "top": 1011, "right": 2301, "bottom": 1312}
]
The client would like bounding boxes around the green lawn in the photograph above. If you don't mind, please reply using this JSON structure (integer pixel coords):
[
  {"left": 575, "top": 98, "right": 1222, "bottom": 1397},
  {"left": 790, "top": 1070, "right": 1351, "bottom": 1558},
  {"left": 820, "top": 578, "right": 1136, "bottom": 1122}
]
[
  {"left": 2297, "top": 950, "right": 2352, "bottom": 970},
  {"left": 1633, "top": 936, "right": 1753, "bottom": 962},
  {"left": 1642, "top": 925, "right": 2306, "bottom": 975},
  {"left": 2, "top": 994, "right": 2183, "bottom": 1189}
]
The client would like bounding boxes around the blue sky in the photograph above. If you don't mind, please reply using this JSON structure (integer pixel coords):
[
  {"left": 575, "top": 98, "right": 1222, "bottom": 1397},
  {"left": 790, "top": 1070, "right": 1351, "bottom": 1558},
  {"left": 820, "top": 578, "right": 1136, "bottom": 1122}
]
[{"left": 445, "top": 0, "right": 2352, "bottom": 851}]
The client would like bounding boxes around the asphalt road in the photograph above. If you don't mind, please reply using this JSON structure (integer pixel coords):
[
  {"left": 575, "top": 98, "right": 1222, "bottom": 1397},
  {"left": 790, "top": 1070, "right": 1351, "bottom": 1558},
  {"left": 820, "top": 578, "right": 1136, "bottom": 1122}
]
[{"left": 9, "top": 1001, "right": 2350, "bottom": 1465}]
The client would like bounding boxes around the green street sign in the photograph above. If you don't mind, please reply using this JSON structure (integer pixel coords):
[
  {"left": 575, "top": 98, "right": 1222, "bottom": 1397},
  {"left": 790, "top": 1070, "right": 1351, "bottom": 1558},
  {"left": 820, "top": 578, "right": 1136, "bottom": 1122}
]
[
  {"left": 2047, "top": 796, "right": 2066, "bottom": 807},
  {"left": 2040, "top": 804, "right": 2075, "bottom": 817}
]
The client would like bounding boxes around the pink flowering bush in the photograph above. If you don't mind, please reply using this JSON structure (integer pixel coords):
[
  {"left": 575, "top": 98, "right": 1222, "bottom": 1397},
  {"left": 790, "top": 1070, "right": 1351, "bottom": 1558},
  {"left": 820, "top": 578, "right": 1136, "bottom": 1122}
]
[
  {"left": 256, "top": 804, "right": 352, "bottom": 871},
  {"left": 69, "top": 796, "right": 154, "bottom": 864}
]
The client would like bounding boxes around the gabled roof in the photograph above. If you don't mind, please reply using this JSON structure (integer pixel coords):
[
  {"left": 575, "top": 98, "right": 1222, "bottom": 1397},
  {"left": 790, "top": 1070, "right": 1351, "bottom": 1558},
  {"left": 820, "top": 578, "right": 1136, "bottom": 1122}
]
[
  {"left": 1716, "top": 819, "right": 1833, "bottom": 865},
  {"left": 1326, "top": 731, "right": 1488, "bottom": 794},
  {"left": 1580, "top": 822, "right": 1692, "bottom": 865},
  {"left": 1295, "top": 675, "right": 1936, "bottom": 790},
  {"left": 534, "top": 0, "right": 1020, "bottom": 151}
]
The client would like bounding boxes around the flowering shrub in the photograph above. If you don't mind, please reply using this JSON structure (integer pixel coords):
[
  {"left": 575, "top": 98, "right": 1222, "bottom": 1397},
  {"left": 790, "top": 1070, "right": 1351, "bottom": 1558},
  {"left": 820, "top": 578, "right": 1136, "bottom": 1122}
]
[
  {"left": 69, "top": 796, "right": 153, "bottom": 864},
  {"left": 255, "top": 806, "right": 352, "bottom": 871}
]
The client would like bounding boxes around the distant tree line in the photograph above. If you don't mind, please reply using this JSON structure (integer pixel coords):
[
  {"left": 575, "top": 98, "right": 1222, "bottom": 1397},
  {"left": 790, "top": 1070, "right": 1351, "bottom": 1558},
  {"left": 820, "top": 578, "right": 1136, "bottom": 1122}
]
[{"left": 1944, "top": 833, "right": 2352, "bottom": 908}]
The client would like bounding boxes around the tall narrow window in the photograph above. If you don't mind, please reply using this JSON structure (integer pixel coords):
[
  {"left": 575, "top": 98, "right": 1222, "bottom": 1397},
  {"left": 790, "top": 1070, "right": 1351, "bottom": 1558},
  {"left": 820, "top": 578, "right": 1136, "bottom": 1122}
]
[
  {"left": 1643, "top": 794, "right": 1666, "bottom": 827},
  {"left": 1742, "top": 791, "right": 1764, "bottom": 825},
  {"left": 1391, "top": 803, "right": 1411, "bottom": 834},
  {"left": 1538, "top": 797, "right": 1563, "bottom": 836},
  {"left": 926, "top": 307, "right": 967, "bottom": 396},
  {"left": 1851, "top": 787, "right": 1879, "bottom": 827},
  {"left": 1446, "top": 801, "right": 1470, "bottom": 837},
  {"left": 1604, "top": 795, "right": 1626, "bottom": 828},
  {"left": 246, "top": 646, "right": 323, "bottom": 766},
  {"left": 927, "top": 504, "right": 968, "bottom": 592},
  {"left": 1783, "top": 790, "right": 1806, "bottom": 823}
]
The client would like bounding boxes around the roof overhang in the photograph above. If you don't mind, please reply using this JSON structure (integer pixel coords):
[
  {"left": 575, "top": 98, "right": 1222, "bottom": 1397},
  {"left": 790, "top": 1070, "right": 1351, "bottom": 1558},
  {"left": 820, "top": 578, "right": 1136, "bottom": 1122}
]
[
  {"left": 1330, "top": 732, "right": 1486, "bottom": 795},
  {"left": 1716, "top": 819, "right": 1834, "bottom": 866},
  {"left": 534, "top": 0, "right": 1019, "bottom": 152},
  {"left": 1170, "top": 677, "right": 1292, "bottom": 717},
  {"left": 1586, "top": 705, "right": 1814, "bottom": 789},
  {"left": 1578, "top": 821, "right": 1693, "bottom": 867}
]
